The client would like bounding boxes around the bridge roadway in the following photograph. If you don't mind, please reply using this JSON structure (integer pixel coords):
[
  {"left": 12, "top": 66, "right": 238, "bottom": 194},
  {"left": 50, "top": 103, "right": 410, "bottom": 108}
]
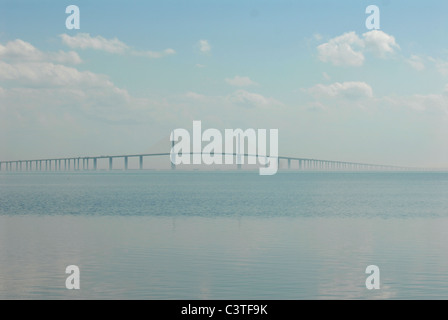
[{"left": 0, "top": 152, "right": 413, "bottom": 172}]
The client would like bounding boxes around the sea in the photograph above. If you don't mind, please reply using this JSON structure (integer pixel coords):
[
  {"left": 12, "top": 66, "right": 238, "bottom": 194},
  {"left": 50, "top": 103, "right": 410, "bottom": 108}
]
[{"left": 1, "top": 170, "right": 448, "bottom": 299}]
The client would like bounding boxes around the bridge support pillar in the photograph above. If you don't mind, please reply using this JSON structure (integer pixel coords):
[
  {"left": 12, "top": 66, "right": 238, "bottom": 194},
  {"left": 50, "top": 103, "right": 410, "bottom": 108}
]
[
  {"left": 170, "top": 139, "right": 176, "bottom": 170},
  {"left": 94, "top": 158, "right": 97, "bottom": 170},
  {"left": 139, "top": 156, "right": 143, "bottom": 170},
  {"left": 124, "top": 157, "right": 128, "bottom": 170},
  {"left": 236, "top": 153, "right": 242, "bottom": 170},
  {"left": 109, "top": 157, "right": 113, "bottom": 171},
  {"left": 288, "top": 159, "right": 291, "bottom": 169}
]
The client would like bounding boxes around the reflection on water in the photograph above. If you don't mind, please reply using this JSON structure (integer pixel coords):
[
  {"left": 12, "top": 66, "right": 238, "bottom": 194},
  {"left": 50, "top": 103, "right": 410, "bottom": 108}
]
[{"left": 1, "top": 172, "right": 448, "bottom": 299}]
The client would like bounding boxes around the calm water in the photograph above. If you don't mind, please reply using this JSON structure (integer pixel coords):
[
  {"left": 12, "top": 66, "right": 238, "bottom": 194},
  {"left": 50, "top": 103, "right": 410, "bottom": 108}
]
[{"left": 1, "top": 171, "right": 448, "bottom": 299}]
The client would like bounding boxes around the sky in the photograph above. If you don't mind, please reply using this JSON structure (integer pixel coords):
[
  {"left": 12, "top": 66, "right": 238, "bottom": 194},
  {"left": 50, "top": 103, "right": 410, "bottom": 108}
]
[{"left": 1, "top": 0, "right": 448, "bottom": 167}]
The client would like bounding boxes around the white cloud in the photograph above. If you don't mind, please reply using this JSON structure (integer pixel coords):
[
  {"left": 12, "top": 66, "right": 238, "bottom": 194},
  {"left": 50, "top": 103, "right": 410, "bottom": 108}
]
[
  {"left": 228, "top": 89, "right": 281, "bottom": 107},
  {"left": 61, "top": 33, "right": 128, "bottom": 54},
  {"left": 195, "top": 64, "right": 206, "bottom": 68},
  {"left": 428, "top": 57, "right": 448, "bottom": 76},
  {"left": 183, "top": 89, "right": 282, "bottom": 108},
  {"left": 60, "top": 33, "right": 175, "bottom": 58},
  {"left": 407, "top": 55, "right": 425, "bottom": 71},
  {"left": 384, "top": 90, "right": 448, "bottom": 114},
  {"left": 199, "top": 40, "right": 211, "bottom": 53},
  {"left": 403, "top": 55, "right": 448, "bottom": 74},
  {"left": 225, "top": 76, "right": 258, "bottom": 87},
  {"left": 185, "top": 91, "right": 207, "bottom": 100},
  {"left": 363, "top": 30, "right": 399, "bottom": 58},
  {"left": 307, "top": 81, "right": 373, "bottom": 99},
  {"left": 0, "top": 39, "right": 81, "bottom": 64},
  {"left": 132, "top": 48, "right": 176, "bottom": 58},
  {"left": 317, "top": 30, "right": 399, "bottom": 66},
  {"left": 317, "top": 32, "right": 364, "bottom": 67},
  {"left": 313, "top": 33, "right": 323, "bottom": 41},
  {"left": 47, "top": 51, "right": 83, "bottom": 65},
  {"left": 0, "top": 61, "right": 112, "bottom": 88},
  {"left": 0, "top": 37, "right": 139, "bottom": 122}
]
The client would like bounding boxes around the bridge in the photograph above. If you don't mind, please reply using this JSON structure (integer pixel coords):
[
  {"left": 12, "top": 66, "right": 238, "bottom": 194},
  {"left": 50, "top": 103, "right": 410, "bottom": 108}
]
[{"left": 0, "top": 152, "right": 417, "bottom": 172}]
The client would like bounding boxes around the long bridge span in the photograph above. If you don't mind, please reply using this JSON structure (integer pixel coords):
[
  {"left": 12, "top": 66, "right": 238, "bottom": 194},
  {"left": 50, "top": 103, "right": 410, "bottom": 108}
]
[{"left": 0, "top": 152, "right": 418, "bottom": 172}]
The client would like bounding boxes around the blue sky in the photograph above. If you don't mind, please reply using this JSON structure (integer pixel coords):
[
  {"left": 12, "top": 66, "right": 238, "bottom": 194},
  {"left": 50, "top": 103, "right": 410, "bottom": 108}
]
[{"left": 1, "top": 0, "right": 448, "bottom": 167}]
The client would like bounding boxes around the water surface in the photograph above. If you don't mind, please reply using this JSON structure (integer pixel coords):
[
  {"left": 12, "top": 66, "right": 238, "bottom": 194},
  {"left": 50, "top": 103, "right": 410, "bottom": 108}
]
[{"left": 1, "top": 171, "right": 448, "bottom": 299}]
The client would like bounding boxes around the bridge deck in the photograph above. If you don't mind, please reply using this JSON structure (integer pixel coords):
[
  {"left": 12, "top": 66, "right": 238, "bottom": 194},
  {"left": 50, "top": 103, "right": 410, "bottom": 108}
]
[{"left": 0, "top": 152, "right": 418, "bottom": 172}]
